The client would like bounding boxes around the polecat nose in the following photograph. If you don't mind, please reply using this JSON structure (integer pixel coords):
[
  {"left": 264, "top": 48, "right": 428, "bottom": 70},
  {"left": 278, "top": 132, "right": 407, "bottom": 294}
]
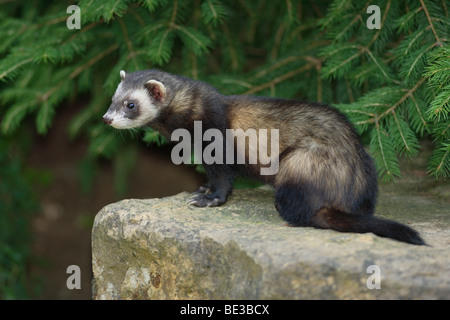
[{"left": 103, "top": 116, "right": 113, "bottom": 125}]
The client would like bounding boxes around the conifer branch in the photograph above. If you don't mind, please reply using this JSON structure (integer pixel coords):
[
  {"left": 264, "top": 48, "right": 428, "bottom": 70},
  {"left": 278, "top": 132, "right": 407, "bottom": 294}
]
[
  {"left": 33, "top": 15, "right": 68, "bottom": 28},
  {"left": 405, "top": 43, "right": 437, "bottom": 81},
  {"left": 221, "top": 78, "right": 252, "bottom": 89},
  {"left": 245, "top": 63, "right": 314, "bottom": 94},
  {"left": 403, "top": 28, "right": 427, "bottom": 56},
  {"left": 419, "top": 0, "right": 442, "bottom": 45},
  {"left": 118, "top": 18, "right": 139, "bottom": 70},
  {"left": 63, "top": 21, "right": 102, "bottom": 45},
  {"left": 363, "top": 47, "right": 392, "bottom": 82},
  {"left": 271, "top": 23, "right": 286, "bottom": 60},
  {"left": 333, "top": 6, "right": 365, "bottom": 42},
  {"left": 169, "top": 0, "right": 178, "bottom": 27},
  {"left": 316, "top": 62, "right": 322, "bottom": 102},
  {"left": 440, "top": 123, "right": 450, "bottom": 137},
  {"left": 1, "top": 102, "right": 33, "bottom": 133},
  {"left": 374, "top": 121, "right": 393, "bottom": 179},
  {"left": 221, "top": 23, "right": 240, "bottom": 71},
  {"left": 353, "top": 65, "right": 374, "bottom": 84},
  {"left": 434, "top": 144, "right": 450, "bottom": 177},
  {"left": 429, "top": 94, "right": 450, "bottom": 120},
  {"left": 392, "top": 111, "right": 410, "bottom": 153},
  {"left": 443, "top": 0, "right": 448, "bottom": 17},
  {"left": 109, "top": 0, "right": 122, "bottom": 19},
  {"left": 0, "top": 57, "right": 33, "bottom": 81},
  {"left": 40, "top": 44, "right": 119, "bottom": 102},
  {"left": 410, "top": 94, "right": 428, "bottom": 129},
  {"left": 94, "top": 132, "right": 115, "bottom": 155},
  {"left": 326, "top": 49, "right": 363, "bottom": 76},
  {"left": 207, "top": 0, "right": 218, "bottom": 20},
  {"left": 436, "top": 148, "right": 449, "bottom": 174},
  {"left": 344, "top": 78, "right": 355, "bottom": 103},
  {"left": 254, "top": 56, "right": 307, "bottom": 79},
  {"left": 367, "top": 0, "right": 391, "bottom": 47},
  {"left": 347, "top": 109, "right": 376, "bottom": 117},
  {"left": 352, "top": 78, "right": 427, "bottom": 127},
  {"left": 379, "top": 78, "right": 426, "bottom": 119}
]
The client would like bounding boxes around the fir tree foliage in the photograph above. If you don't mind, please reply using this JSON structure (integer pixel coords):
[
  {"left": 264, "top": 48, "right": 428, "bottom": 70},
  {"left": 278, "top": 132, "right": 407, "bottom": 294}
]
[
  {"left": 0, "top": 0, "right": 449, "bottom": 182},
  {"left": 319, "top": 0, "right": 449, "bottom": 180}
]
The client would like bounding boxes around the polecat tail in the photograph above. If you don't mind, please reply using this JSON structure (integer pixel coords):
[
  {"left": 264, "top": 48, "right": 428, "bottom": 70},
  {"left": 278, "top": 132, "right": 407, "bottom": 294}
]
[{"left": 311, "top": 207, "right": 426, "bottom": 245}]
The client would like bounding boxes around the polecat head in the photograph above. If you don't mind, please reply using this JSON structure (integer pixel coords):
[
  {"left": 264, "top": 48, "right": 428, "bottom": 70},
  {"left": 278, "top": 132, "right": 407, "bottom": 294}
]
[{"left": 103, "top": 70, "right": 167, "bottom": 129}]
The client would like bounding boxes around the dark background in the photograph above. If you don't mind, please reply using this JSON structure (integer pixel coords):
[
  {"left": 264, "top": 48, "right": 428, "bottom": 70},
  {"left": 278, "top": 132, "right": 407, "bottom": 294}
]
[{"left": 28, "top": 101, "right": 204, "bottom": 299}]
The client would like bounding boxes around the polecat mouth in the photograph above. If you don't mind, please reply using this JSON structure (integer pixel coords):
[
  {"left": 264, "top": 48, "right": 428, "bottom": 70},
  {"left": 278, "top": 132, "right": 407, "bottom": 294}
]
[{"left": 102, "top": 116, "right": 113, "bottom": 125}]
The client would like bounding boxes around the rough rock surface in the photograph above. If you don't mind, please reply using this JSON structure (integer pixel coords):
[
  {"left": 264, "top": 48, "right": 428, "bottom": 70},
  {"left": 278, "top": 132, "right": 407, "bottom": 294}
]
[{"left": 92, "top": 178, "right": 450, "bottom": 299}]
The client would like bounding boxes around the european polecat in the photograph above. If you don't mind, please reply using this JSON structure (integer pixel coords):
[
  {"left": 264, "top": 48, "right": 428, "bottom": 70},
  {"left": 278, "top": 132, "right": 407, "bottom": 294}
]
[{"left": 103, "top": 69, "right": 425, "bottom": 245}]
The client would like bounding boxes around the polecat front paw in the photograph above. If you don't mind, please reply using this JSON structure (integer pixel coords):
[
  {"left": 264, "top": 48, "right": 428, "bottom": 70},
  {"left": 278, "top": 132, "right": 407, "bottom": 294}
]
[{"left": 188, "top": 193, "right": 225, "bottom": 207}]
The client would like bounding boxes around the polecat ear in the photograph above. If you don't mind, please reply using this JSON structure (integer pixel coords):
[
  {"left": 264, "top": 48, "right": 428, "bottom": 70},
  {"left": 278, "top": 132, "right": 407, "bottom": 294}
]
[
  {"left": 120, "top": 70, "right": 126, "bottom": 81},
  {"left": 145, "top": 80, "right": 166, "bottom": 101}
]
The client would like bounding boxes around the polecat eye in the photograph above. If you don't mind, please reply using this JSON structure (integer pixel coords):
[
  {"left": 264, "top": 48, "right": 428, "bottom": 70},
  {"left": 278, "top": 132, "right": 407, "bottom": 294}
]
[{"left": 127, "top": 102, "right": 135, "bottom": 109}]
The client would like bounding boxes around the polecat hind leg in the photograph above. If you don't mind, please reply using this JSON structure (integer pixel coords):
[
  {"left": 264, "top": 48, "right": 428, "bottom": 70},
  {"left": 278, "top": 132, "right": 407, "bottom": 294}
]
[{"left": 274, "top": 183, "right": 315, "bottom": 227}]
